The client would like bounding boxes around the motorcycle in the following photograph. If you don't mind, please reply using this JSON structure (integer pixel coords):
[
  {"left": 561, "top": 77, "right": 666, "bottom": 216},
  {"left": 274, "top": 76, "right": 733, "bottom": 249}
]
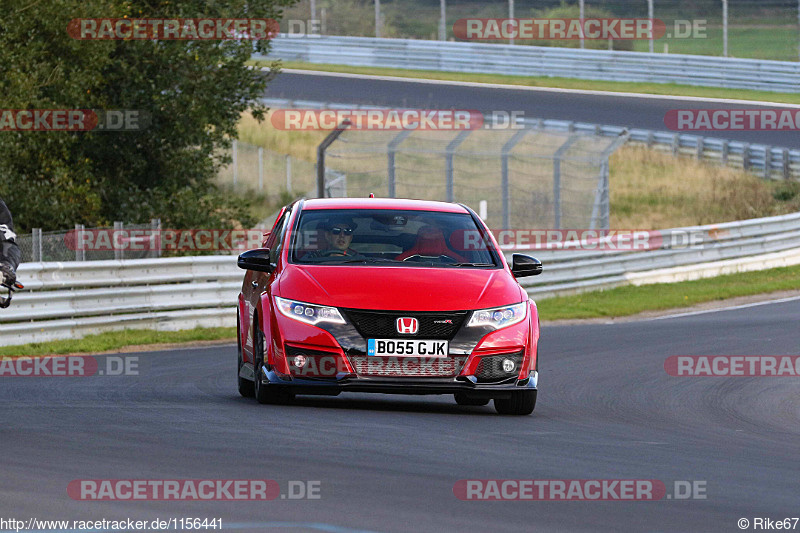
[{"left": 0, "top": 280, "right": 23, "bottom": 309}]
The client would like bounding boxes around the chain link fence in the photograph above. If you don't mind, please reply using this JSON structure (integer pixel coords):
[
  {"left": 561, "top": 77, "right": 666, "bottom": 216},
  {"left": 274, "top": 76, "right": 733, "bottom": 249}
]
[
  {"left": 15, "top": 221, "right": 161, "bottom": 263},
  {"left": 321, "top": 125, "right": 628, "bottom": 231},
  {"left": 216, "top": 140, "right": 318, "bottom": 200}
]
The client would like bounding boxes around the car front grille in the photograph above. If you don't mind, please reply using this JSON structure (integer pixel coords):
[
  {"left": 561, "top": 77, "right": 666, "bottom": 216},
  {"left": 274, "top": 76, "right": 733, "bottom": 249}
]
[
  {"left": 474, "top": 353, "right": 524, "bottom": 382},
  {"left": 343, "top": 309, "right": 468, "bottom": 340},
  {"left": 349, "top": 356, "right": 468, "bottom": 378}
]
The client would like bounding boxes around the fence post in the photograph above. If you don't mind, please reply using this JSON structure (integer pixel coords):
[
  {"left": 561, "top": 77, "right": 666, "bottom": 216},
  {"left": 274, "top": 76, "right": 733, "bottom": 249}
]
[
  {"left": 258, "top": 147, "right": 264, "bottom": 191},
  {"left": 32, "top": 228, "right": 41, "bottom": 262},
  {"left": 445, "top": 131, "right": 471, "bottom": 202},
  {"left": 114, "top": 221, "right": 124, "bottom": 261},
  {"left": 316, "top": 121, "right": 351, "bottom": 198},
  {"left": 500, "top": 129, "right": 530, "bottom": 230},
  {"left": 151, "top": 218, "right": 161, "bottom": 258},
  {"left": 387, "top": 129, "right": 413, "bottom": 198},
  {"left": 74, "top": 224, "right": 85, "bottom": 261},
  {"left": 285, "top": 154, "right": 292, "bottom": 192},
  {"left": 552, "top": 136, "right": 580, "bottom": 230},
  {"left": 232, "top": 140, "right": 238, "bottom": 188}
]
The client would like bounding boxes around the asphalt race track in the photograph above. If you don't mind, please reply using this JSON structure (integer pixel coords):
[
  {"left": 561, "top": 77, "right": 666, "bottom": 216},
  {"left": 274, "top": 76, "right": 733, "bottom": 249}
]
[
  {"left": 2, "top": 298, "right": 798, "bottom": 532},
  {"left": 265, "top": 70, "right": 800, "bottom": 148}
]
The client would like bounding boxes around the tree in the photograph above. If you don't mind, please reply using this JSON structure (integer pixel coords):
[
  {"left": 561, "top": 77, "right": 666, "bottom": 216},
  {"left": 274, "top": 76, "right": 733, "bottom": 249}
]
[{"left": 0, "top": 0, "right": 296, "bottom": 231}]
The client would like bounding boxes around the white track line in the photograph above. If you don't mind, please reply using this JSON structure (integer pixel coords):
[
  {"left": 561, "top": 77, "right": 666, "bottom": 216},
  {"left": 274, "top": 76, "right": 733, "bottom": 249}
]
[
  {"left": 278, "top": 68, "right": 800, "bottom": 108},
  {"left": 646, "top": 294, "right": 800, "bottom": 321}
]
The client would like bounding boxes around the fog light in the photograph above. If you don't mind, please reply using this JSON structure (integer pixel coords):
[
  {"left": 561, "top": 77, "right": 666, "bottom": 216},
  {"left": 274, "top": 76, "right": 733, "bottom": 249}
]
[
  {"left": 292, "top": 355, "right": 307, "bottom": 368},
  {"left": 502, "top": 358, "right": 515, "bottom": 373}
]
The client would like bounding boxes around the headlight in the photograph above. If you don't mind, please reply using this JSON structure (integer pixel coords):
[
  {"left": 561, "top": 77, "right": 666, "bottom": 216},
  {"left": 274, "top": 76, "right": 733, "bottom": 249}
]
[
  {"left": 275, "top": 297, "right": 346, "bottom": 326},
  {"left": 467, "top": 302, "right": 527, "bottom": 330}
]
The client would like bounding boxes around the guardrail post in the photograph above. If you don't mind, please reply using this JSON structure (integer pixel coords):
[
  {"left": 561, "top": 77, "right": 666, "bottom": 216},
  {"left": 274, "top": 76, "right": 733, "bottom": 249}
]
[
  {"left": 445, "top": 130, "right": 471, "bottom": 202},
  {"left": 696, "top": 137, "right": 704, "bottom": 160},
  {"left": 387, "top": 129, "right": 413, "bottom": 198},
  {"left": 782, "top": 149, "right": 790, "bottom": 180},
  {"left": 721, "top": 140, "right": 729, "bottom": 166},
  {"left": 672, "top": 134, "right": 680, "bottom": 155},
  {"left": 743, "top": 144, "right": 751, "bottom": 172},
  {"left": 32, "top": 228, "right": 41, "bottom": 262},
  {"left": 764, "top": 147, "right": 772, "bottom": 179},
  {"left": 501, "top": 129, "right": 530, "bottom": 229},
  {"left": 114, "top": 221, "right": 123, "bottom": 261}
]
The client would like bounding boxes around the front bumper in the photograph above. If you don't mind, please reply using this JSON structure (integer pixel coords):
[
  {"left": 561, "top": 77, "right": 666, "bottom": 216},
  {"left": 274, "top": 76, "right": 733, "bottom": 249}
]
[{"left": 255, "top": 366, "right": 538, "bottom": 398}]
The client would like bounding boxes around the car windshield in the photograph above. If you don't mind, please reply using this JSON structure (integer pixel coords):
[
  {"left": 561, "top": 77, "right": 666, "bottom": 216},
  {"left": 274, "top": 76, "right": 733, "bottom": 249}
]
[{"left": 290, "top": 209, "right": 500, "bottom": 267}]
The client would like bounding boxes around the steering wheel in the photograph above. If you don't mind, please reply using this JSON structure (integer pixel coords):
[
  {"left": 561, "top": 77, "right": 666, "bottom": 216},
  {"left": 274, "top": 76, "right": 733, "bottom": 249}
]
[
  {"left": 318, "top": 249, "right": 349, "bottom": 257},
  {"left": 401, "top": 254, "right": 458, "bottom": 263}
]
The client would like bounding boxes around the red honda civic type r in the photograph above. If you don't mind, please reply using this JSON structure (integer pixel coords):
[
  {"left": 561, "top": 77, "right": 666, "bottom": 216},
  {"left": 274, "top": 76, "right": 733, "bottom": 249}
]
[{"left": 236, "top": 198, "right": 542, "bottom": 415}]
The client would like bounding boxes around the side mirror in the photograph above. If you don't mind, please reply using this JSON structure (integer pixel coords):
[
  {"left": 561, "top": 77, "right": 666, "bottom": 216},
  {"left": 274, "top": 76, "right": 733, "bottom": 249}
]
[
  {"left": 511, "top": 254, "right": 542, "bottom": 278},
  {"left": 238, "top": 248, "right": 274, "bottom": 273}
]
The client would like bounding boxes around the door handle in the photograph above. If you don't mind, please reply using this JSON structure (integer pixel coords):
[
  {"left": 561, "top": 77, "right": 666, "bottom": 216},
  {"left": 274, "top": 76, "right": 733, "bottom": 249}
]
[{"left": 251, "top": 281, "right": 259, "bottom": 289}]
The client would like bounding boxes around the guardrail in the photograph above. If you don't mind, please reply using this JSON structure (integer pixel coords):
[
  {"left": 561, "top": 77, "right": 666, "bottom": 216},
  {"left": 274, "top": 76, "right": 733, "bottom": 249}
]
[
  {"left": 261, "top": 35, "right": 800, "bottom": 94},
  {"left": 2, "top": 212, "right": 799, "bottom": 348},
  {"left": 260, "top": 97, "right": 800, "bottom": 181}
]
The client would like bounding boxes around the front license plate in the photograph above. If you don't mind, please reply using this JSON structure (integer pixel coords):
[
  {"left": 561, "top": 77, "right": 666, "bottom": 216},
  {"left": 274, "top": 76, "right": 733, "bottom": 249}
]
[{"left": 367, "top": 339, "right": 448, "bottom": 357}]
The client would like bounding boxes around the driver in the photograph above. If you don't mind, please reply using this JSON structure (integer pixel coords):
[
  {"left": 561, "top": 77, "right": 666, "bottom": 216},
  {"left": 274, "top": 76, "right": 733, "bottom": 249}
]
[
  {"left": 0, "top": 198, "right": 21, "bottom": 287},
  {"left": 306, "top": 216, "right": 361, "bottom": 259}
]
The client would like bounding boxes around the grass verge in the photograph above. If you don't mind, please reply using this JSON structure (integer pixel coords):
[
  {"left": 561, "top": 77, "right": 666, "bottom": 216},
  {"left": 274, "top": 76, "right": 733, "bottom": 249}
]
[
  {"left": 536, "top": 264, "right": 800, "bottom": 320},
  {"left": 0, "top": 327, "right": 236, "bottom": 357},
  {"left": 252, "top": 60, "right": 800, "bottom": 105}
]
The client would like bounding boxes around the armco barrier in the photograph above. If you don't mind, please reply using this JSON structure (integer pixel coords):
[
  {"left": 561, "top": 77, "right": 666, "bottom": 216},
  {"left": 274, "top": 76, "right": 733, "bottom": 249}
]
[
  {"left": 260, "top": 35, "right": 800, "bottom": 93},
  {"left": 1, "top": 211, "right": 799, "bottom": 348}
]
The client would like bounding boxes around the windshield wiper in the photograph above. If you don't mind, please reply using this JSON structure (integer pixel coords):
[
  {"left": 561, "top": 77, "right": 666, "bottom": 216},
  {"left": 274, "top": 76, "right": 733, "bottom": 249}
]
[
  {"left": 340, "top": 258, "right": 398, "bottom": 264},
  {"left": 445, "top": 262, "right": 495, "bottom": 267}
]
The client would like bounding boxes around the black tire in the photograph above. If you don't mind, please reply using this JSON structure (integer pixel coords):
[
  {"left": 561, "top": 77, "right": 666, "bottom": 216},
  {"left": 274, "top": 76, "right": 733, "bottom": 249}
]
[
  {"left": 494, "top": 390, "right": 537, "bottom": 415},
  {"left": 253, "top": 319, "right": 294, "bottom": 405},
  {"left": 454, "top": 393, "right": 490, "bottom": 406},
  {"left": 237, "top": 316, "right": 254, "bottom": 398}
]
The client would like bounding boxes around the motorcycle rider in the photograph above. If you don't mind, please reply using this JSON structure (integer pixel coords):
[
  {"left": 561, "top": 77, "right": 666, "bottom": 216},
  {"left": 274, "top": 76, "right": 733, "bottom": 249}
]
[{"left": 0, "top": 198, "right": 21, "bottom": 288}]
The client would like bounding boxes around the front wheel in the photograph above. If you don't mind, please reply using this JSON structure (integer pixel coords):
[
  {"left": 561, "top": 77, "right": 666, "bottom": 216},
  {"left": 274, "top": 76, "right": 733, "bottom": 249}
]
[
  {"left": 237, "top": 317, "right": 254, "bottom": 398},
  {"left": 253, "top": 322, "right": 294, "bottom": 405},
  {"left": 494, "top": 390, "right": 537, "bottom": 415}
]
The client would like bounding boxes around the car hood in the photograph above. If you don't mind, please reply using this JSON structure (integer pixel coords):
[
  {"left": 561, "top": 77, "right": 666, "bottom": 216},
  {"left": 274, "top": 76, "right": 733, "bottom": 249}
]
[{"left": 278, "top": 264, "right": 524, "bottom": 311}]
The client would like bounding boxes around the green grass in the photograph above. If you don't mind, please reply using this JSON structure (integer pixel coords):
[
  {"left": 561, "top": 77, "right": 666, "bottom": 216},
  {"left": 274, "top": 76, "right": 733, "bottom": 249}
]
[
  {"left": 536, "top": 264, "right": 800, "bottom": 321},
  {"left": 0, "top": 327, "right": 236, "bottom": 357},
  {"left": 254, "top": 60, "right": 800, "bottom": 104},
  {"left": 632, "top": 27, "right": 800, "bottom": 61}
]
